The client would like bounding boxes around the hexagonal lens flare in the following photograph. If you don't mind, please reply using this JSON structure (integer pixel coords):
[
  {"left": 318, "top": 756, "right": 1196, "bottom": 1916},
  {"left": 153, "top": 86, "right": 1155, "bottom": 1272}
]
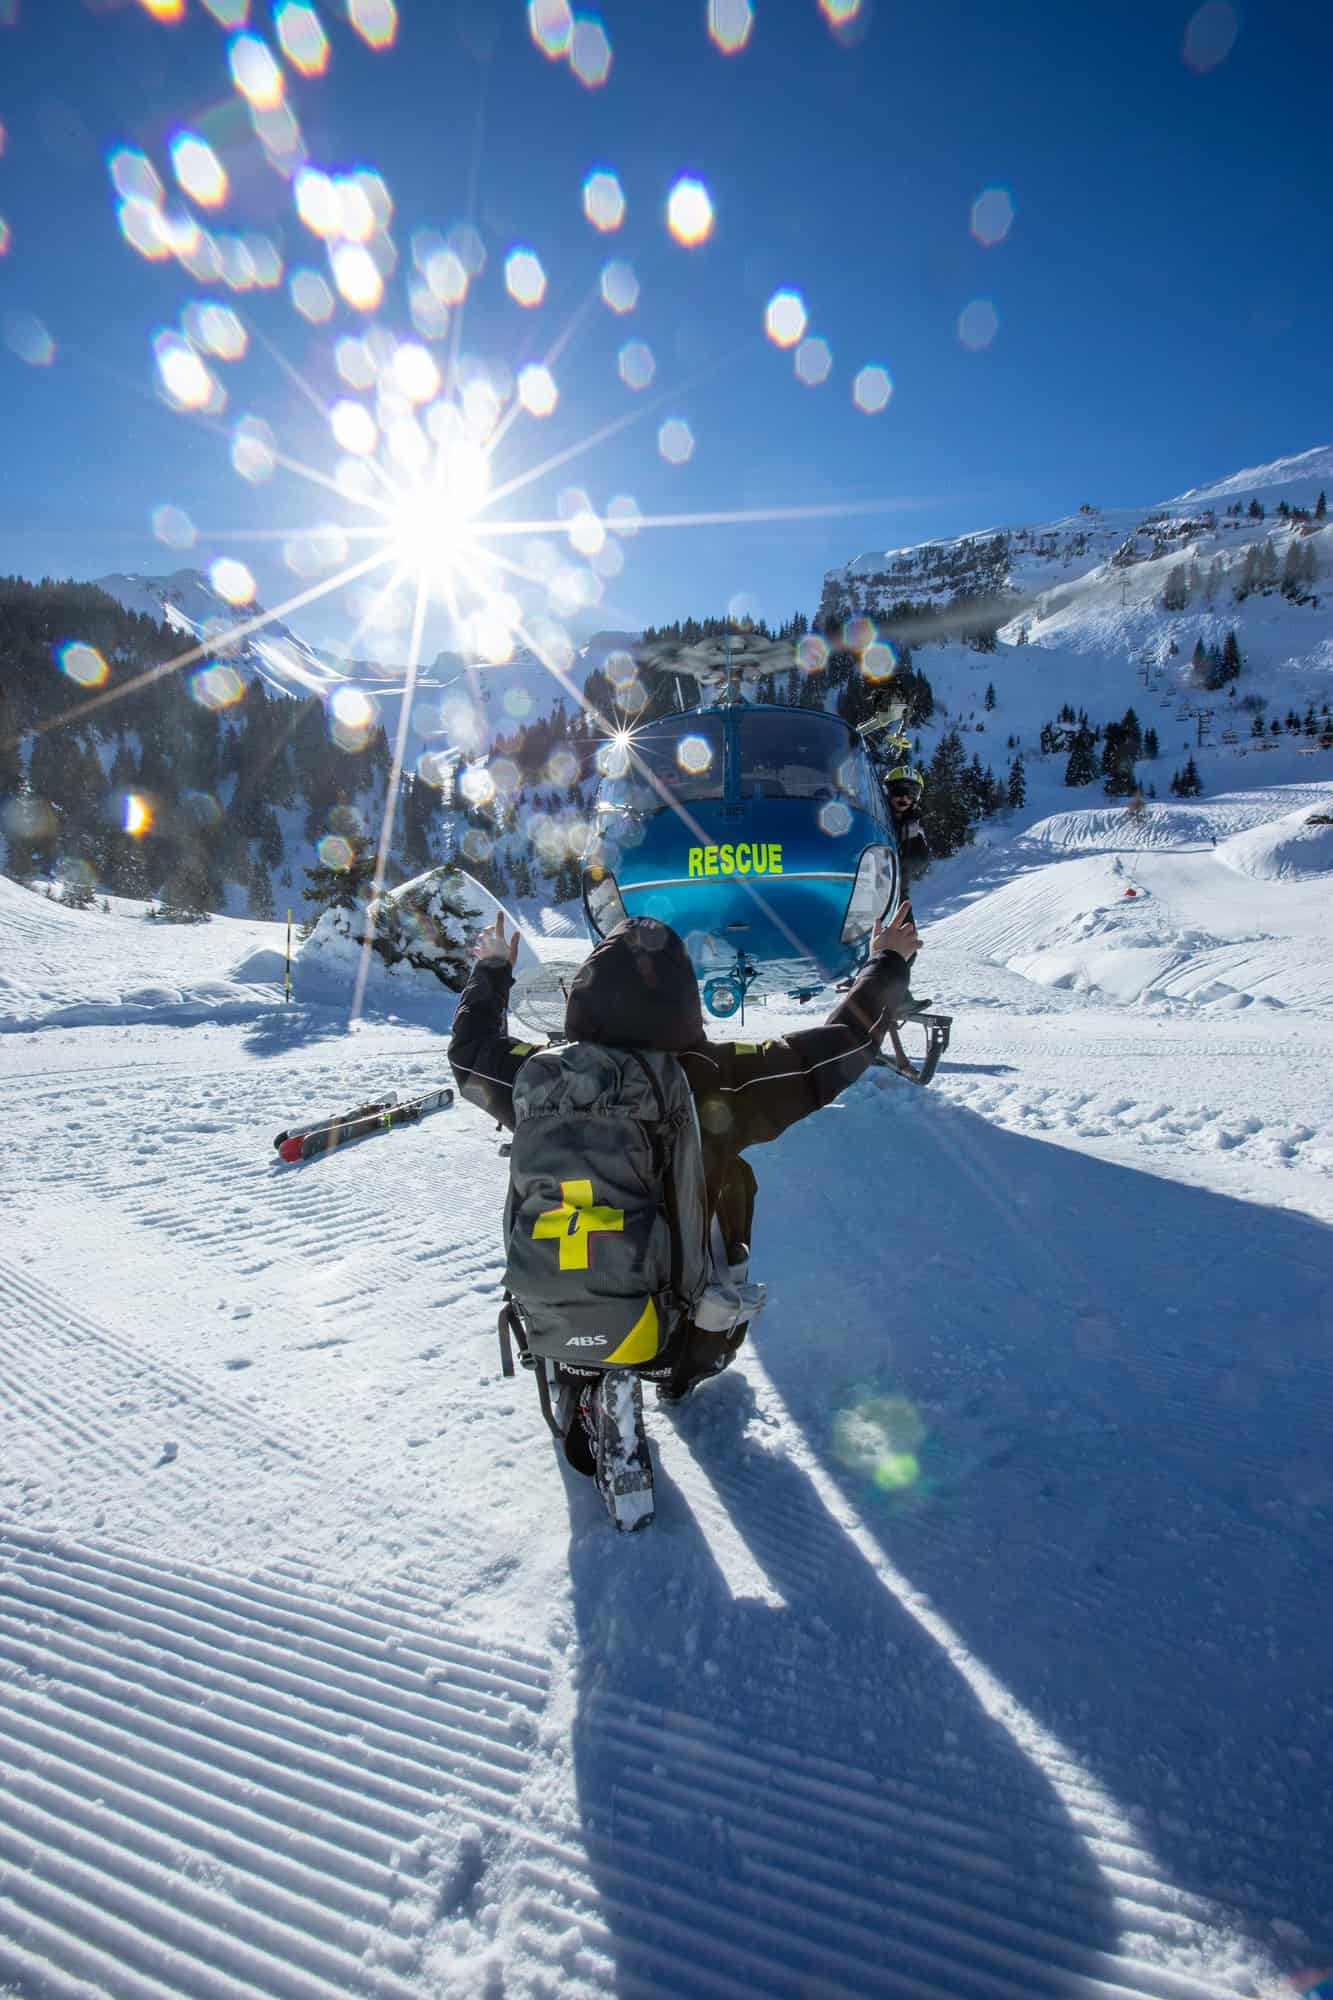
[
  {"left": 707, "top": 0, "right": 752, "bottom": 53},
  {"left": 582, "top": 170, "right": 625, "bottom": 232},
  {"left": 331, "top": 242, "right": 383, "bottom": 311},
  {"left": 275, "top": 1, "right": 329, "bottom": 74},
  {"left": 970, "top": 187, "right": 1015, "bottom": 247},
  {"left": 658, "top": 418, "right": 694, "bottom": 464},
  {"left": 331, "top": 399, "right": 378, "bottom": 455},
  {"left": 600, "top": 259, "right": 638, "bottom": 313},
  {"left": 232, "top": 415, "right": 277, "bottom": 482},
  {"left": 617, "top": 341, "right": 655, "bottom": 390},
  {"left": 171, "top": 132, "right": 228, "bottom": 208},
  {"left": 153, "top": 505, "right": 196, "bottom": 549},
  {"left": 153, "top": 331, "right": 216, "bottom": 408},
  {"left": 795, "top": 335, "right": 832, "bottom": 385},
  {"left": 764, "top": 289, "right": 806, "bottom": 347},
  {"left": 348, "top": 0, "right": 397, "bottom": 49},
  {"left": 518, "top": 365, "right": 559, "bottom": 417},
  {"left": 504, "top": 248, "right": 547, "bottom": 307},
  {"left": 229, "top": 33, "right": 285, "bottom": 109},
  {"left": 852, "top": 364, "right": 892, "bottom": 413},
  {"left": 528, "top": 0, "right": 573, "bottom": 58},
  {"left": 958, "top": 299, "right": 999, "bottom": 350},
  {"left": 569, "top": 14, "right": 612, "bottom": 86},
  {"left": 290, "top": 269, "right": 334, "bottom": 322},
  {"left": 667, "top": 177, "right": 714, "bottom": 246},
  {"left": 58, "top": 643, "right": 109, "bottom": 687},
  {"left": 210, "top": 557, "right": 256, "bottom": 605}
]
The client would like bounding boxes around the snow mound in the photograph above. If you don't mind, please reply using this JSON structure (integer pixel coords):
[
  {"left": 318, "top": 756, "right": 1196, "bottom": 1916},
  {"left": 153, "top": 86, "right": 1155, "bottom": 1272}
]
[
  {"left": 229, "top": 945, "right": 289, "bottom": 984},
  {"left": 294, "top": 867, "right": 538, "bottom": 1016},
  {"left": 931, "top": 832, "right": 1332, "bottom": 1013},
  {"left": 1020, "top": 804, "right": 1219, "bottom": 852},
  {"left": 1217, "top": 806, "right": 1333, "bottom": 881}
]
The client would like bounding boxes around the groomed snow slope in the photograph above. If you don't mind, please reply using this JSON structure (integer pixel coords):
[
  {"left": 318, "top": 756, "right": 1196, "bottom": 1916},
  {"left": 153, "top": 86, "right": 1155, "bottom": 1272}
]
[{"left": 1, "top": 784, "right": 1330, "bottom": 1999}]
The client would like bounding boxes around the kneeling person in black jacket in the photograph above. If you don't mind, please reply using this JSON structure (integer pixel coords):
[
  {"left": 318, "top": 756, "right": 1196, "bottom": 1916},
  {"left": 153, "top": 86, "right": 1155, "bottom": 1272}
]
[{"left": 452, "top": 906, "right": 917, "bottom": 1415}]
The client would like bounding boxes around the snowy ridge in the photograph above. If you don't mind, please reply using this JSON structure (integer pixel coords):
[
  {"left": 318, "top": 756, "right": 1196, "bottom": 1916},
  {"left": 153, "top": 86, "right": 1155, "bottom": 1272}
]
[
  {"left": 1167, "top": 444, "right": 1333, "bottom": 508},
  {"left": 823, "top": 448, "right": 1332, "bottom": 810},
  {"left": 91, "top": 571, "right": 628, "bottom": 743},
  {"left": 94, "top": 570, "right": 346, "bottom": 702}
]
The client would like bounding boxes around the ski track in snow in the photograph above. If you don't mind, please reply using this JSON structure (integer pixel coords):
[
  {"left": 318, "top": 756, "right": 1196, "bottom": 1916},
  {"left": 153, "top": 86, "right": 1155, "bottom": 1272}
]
[{"left": 3, "top": 800, "right": 1332, "bottom": 1996}]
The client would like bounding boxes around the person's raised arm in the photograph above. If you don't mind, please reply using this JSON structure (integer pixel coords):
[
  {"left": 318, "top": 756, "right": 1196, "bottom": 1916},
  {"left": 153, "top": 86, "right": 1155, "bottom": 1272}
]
[
  {"left": 448, "top": 912, "right": 536, "bottom": 1132},
  {"left": 688, "top": 904, "right": 919, "bottom": 1150}
]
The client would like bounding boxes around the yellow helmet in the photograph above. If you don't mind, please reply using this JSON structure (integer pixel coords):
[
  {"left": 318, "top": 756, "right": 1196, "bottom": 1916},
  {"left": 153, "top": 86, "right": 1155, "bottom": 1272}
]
[{"left": 885, "top": 765, "right": 924, "bottom": 791}]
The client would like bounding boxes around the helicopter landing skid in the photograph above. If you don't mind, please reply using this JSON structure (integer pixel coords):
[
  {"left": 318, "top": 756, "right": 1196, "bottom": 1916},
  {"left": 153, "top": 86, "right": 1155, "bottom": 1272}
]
[{"left": 877, "top": 1007, "right": 952, "bottom": 1087}]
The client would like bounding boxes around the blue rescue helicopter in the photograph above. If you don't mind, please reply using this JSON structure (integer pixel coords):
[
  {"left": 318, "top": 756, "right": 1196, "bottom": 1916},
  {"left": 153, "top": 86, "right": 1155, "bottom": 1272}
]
[{"left": 579, "top": 631, "right": 951, "bottom": 1079}]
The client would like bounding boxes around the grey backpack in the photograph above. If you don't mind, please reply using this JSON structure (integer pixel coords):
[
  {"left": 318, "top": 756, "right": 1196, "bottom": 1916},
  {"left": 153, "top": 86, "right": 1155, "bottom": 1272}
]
[{"left": 500, "top": 1042, "right": 709, "bottom": 1371}]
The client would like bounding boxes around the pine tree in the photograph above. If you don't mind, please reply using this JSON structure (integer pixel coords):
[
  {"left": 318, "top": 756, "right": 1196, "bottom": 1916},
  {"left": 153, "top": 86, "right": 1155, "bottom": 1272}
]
[
  {"left": 1317, "top": 490, "right": 1327, "bottom": 521},
  {"left": 1063, "top": 725, "right": 1098, "bottom": 788},
  {"left": 1143, "top": 726, "right": 1159, "bottom": 759},
  {"left": 246, "top": 856, "right": 275, "bottom": 920},
  {"left": 1100, "top": 722, "right": 1137, "bottom": 799},
  {"left": 984, "top": 682, "right": 996, "bottom": 710},
  {"left": 1006, "top": 754, "right": 1025, "bottom": 809},
  {"left": 303, "top": 844, "right": 376, "bottom": 914},
  {"left": 158, "top": 849, "right": 215, "bottom": 922},
  {"left": 1221, "top": 630, "right": 1242, "bottom": 681},
  {"left": 920, "top": 727, "right": 971, "bottom": 857},
  {"left": 1160, "top": 564, "right": 1190, "bottom": 612}
]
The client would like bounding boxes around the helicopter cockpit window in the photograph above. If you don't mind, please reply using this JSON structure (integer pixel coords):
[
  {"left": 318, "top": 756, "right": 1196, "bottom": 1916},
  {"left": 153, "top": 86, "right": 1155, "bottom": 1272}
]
[
  {"left": 738, "top": 712, "right": 872, "bottom": 808},
  {"left": 595, "top": 716, "right": 725, "bottom": 815}
]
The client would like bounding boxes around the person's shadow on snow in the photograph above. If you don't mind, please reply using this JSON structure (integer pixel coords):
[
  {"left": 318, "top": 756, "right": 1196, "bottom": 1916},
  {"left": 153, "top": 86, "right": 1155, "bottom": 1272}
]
[
  {"left": 733, "top": 1077, "right": 1332, "bottom": 1989},
  {"left": 559, "top": 1369, "right": 1123, "bottom": 1999}
]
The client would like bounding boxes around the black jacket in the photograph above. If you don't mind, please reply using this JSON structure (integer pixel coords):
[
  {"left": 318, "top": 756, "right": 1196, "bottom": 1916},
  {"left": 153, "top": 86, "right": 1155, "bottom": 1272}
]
[
  {"left": 449, "top": 918, "right": 910, "bottom": 1215},
  {"left": 893, "top": 812, "right": 931, "bottom": 888}
]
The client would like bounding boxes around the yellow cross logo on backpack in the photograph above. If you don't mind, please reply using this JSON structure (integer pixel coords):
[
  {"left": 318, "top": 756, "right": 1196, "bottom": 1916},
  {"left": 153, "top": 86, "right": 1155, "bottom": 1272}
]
[{"left": 532, "top": 1180, "right": 624, "bottom": 1270}]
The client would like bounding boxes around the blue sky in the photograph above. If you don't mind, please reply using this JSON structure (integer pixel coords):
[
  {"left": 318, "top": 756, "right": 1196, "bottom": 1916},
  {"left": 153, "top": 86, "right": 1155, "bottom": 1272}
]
[{"left": 0, "top": 0, "right": 1329, "bottom": 657}]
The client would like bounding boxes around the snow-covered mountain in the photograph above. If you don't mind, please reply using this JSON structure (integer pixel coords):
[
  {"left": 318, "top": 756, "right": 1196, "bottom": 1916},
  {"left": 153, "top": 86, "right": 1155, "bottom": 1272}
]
[
  {"left": 821, "top": 444, "right": 1332, "bottom": 799},
  {"left": 94, "top": 569, "right": 634, "bottom": 738},
  {"left": 95, "top": 569, "right": 349, "bottom": 701}
]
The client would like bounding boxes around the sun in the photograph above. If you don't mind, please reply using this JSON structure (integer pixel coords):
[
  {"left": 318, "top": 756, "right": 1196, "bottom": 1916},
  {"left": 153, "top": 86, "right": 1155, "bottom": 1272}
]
[{"left": 382, "top": 437, "right": 494, "bottom": 594}]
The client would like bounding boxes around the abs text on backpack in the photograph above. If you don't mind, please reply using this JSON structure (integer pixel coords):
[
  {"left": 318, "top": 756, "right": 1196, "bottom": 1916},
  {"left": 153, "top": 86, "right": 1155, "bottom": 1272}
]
[{"left": 502, "top": 1043, "right": 709, "bottom": 1369}]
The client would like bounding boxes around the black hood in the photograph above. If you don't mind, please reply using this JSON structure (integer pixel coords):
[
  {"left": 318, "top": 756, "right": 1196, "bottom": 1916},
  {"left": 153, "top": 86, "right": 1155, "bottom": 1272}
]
[{"left": 564, "top": 918, "right": 703, "bottom": 1051}]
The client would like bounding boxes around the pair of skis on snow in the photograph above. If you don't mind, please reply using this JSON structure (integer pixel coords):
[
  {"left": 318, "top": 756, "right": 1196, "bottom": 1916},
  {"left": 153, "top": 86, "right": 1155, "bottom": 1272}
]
[{"left": 273, "top": 1085, "right": 454, "bottom": 1162}]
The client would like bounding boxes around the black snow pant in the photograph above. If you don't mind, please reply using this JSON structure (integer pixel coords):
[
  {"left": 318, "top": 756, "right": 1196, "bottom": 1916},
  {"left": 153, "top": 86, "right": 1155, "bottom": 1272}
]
[{"left": 661, "top": 1155, "right": 759, "bottom": 1398}]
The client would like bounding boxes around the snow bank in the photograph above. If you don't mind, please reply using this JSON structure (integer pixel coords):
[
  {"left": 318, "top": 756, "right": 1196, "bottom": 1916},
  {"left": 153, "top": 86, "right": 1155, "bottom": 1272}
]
[
  {"left": 929, "top": 828, "right": 1333, "bottom": 1014},
  {"left": 1216, "top": 805, "right": 1333, "bottom": 881},
  {"left": 293, "top": 865, "right": 539, "bottom": 1016},
  {"left": 0, "top": 877, "right": 292, "bottom": 1031},
  {"left": 1019, "top": 804, "right": 1220, "bottom": 852}
]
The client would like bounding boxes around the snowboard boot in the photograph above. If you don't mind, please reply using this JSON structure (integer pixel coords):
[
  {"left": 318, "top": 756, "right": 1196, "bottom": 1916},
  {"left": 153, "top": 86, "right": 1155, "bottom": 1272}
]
[
  {"left": 551, "top": 1369, "right": 597, "bottom": 1477},
  {"left": 590, "top": 1373, "right": 655, "bottom": 1531}
]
